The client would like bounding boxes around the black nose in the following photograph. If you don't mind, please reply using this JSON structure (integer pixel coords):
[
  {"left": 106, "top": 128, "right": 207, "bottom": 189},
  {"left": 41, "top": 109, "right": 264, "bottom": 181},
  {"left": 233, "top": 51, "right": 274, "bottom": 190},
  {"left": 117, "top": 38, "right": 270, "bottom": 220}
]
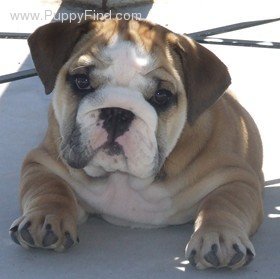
[{"left": 100, "top": 107, "right": 135, "bottom": 142}]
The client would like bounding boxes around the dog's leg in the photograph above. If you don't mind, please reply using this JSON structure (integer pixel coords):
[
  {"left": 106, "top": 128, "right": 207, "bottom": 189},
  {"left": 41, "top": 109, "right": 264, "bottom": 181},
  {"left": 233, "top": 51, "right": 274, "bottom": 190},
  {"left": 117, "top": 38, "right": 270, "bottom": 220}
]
[
  {"left": 185, "top": 181, "right": 263, "bottom": 269},
  {"left": 9, "top": 159, "right": 79, "bottom": 251}
]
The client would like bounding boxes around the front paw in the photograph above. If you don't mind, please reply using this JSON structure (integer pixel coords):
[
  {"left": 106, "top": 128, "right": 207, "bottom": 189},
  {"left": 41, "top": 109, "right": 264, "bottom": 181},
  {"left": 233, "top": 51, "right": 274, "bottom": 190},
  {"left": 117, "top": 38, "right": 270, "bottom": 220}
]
[
  {"left": 9, "top": 211, "right": 79, "bottom": 251},
  {"left": 185, "top": 227, "right": 255, "bottom": 269}
]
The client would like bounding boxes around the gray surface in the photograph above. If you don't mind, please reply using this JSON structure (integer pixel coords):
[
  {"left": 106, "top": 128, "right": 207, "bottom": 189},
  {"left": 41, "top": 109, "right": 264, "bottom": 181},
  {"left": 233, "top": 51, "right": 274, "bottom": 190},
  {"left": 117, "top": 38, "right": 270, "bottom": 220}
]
[{"left": 1, "top": 1, "right": 280, "bottom": 278}]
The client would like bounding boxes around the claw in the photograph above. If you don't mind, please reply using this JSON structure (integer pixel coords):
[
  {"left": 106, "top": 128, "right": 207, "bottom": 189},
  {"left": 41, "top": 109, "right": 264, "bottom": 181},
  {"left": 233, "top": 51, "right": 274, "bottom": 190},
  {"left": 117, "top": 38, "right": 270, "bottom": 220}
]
[
  {"left": 244, "top": 248, "right": 255, "bottom": 266},
  {"left": 42, "top": 224, "right": 58, "bottom": 247},
  {"left": 229, "top": 244, "right": 245, "bottom": 266},
  {"left": 64, "top": 231, "right": 74, "bottom": 249},
  {"left": 9, "top": 225, "right": 20, "bottom": 245},
  {"left": 20, "top": 221, "right": 34, "bottom": 246},
  {"left": 204, "top": 244, "right": 220, "bottom": 267},
  {"left": 188, "top": 250, "right": 197, "bottom": 267}
]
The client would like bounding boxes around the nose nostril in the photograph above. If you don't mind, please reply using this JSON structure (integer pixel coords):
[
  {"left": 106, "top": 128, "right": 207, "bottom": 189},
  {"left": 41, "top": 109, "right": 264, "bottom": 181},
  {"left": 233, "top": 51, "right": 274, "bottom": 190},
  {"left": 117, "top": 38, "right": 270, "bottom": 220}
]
[
  {"left": 100, "top": 107, "right": 134, "bottom": 122},
  {"left": 100, "top": 108, "right": 111, "bottom": 119},
  {"left": 120, "top": 110, "right": 134, "bottom": 122}
]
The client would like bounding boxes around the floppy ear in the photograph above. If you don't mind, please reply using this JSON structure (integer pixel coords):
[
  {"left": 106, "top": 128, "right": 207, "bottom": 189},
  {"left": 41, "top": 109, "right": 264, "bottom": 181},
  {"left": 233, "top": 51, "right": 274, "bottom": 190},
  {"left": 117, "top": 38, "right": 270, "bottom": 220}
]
[
  {"left": 172, "top": 35, "right": 231, "bottom": 124},
  {"left": 28, "top": 20, "right": 91, "bottom": 94}
]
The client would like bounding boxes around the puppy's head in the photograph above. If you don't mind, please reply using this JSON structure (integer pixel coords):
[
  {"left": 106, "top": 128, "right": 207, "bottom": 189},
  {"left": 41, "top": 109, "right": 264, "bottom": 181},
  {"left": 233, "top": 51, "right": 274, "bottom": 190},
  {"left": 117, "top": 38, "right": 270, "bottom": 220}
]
[{"left": 28, "top": 19, "right": 230, "bottom": 179}]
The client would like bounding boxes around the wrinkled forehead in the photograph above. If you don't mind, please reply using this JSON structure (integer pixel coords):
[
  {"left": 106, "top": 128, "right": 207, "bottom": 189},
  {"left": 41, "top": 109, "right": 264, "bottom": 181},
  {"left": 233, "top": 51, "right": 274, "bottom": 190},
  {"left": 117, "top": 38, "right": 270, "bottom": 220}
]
[
  {"left": 68, "top": 19, "right": 177, "bottom": 77},
  {"left": 85, "top": 19, "right": 171, "bottom": 52},
  {"left": 70, "top": 36, "right": 153, "bottom": 74}
]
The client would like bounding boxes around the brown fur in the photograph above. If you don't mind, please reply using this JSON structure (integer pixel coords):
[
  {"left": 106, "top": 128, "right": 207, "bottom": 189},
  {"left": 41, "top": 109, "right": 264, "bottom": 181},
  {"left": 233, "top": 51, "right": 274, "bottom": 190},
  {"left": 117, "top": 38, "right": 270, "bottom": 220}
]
[{"left": 10, "top": 19, "right": 263, "bottom": 269}]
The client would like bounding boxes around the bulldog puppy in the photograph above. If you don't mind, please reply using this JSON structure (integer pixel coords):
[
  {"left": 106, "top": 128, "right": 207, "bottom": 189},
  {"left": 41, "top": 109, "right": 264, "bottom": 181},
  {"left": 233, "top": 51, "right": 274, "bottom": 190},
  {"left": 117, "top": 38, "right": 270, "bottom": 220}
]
[{"left": 10, "top": 19, "right": 264, "bottom": 270}]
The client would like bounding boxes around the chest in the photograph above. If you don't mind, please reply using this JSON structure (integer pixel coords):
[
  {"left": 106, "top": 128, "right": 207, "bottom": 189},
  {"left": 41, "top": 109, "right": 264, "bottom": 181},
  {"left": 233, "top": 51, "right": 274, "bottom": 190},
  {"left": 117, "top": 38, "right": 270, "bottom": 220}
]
[{"left": 73, "top": 173, "right": 179, "bottom": 227}]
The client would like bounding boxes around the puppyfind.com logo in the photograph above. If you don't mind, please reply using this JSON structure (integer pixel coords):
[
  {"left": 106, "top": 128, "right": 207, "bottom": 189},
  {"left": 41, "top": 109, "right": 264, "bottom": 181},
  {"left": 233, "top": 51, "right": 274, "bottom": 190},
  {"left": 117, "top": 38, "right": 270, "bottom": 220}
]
[{"left": 10, "top": 9, "right": 143, "bottom": 23}]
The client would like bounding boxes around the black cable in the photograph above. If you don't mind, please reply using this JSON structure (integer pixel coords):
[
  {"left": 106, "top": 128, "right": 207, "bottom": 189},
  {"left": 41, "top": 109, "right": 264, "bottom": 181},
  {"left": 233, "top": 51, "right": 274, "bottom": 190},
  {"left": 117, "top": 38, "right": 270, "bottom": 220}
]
[
  {"left": 187, "top": 17, "right": 280, "bottom": 38},
  {"left": 264, "top": 179, "right": 280, "bottom": 186},
  {"left": 0, "top": 32, "right": 30, "bottom": 39},
  {"left": 194, "top": 37, "right": 280, "bottom": 49},
  {"left": 0, "top": 69, "right": 37, "bottom": 84}
]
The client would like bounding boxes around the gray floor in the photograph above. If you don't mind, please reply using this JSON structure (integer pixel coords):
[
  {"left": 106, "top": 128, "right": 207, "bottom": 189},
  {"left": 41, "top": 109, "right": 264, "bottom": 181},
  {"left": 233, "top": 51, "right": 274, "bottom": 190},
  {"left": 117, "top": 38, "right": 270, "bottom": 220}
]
[{"left": 0, "top": 1, "right": 280, "bottom": 278}]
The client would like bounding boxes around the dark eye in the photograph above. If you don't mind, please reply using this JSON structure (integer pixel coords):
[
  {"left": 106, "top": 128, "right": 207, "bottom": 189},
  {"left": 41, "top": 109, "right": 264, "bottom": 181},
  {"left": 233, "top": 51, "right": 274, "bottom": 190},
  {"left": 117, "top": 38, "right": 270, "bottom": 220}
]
[
  {"left": 150, "top": 89, "right": 173, "bottom": 107},
  {"left": 74, "top": 74, "right": 91, "bottom": 90}
]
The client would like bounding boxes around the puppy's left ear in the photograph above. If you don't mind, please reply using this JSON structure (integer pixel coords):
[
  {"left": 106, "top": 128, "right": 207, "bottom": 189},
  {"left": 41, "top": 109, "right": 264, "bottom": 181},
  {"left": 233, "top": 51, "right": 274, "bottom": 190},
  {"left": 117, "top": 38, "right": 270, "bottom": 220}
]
[
  {"left": 28, "top": 20, "right": 91, "bottom": 94},
  {"left": 171, "top": 35, "right": 231, "bottom": 124}
]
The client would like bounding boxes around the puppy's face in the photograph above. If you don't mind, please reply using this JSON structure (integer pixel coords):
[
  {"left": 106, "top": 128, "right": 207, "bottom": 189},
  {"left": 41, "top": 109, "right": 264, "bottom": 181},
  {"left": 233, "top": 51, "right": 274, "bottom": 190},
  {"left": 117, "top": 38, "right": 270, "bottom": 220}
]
[
  {"left": 54, "top": 21, "right": 187, "bottom": 179},
  {"left": 28, "top": 20, "right": 231, "bottom": 180}
]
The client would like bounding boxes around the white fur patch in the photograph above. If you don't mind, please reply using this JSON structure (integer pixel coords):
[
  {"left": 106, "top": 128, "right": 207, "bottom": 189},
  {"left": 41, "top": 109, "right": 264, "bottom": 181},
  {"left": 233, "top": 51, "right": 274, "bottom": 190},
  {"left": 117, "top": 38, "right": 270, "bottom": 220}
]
[
  {"left": 74, "top": 172, "right": 174, "bottom": 227},
  {"left": 99, "top": 38, "right": 152, "bottom": 88}
]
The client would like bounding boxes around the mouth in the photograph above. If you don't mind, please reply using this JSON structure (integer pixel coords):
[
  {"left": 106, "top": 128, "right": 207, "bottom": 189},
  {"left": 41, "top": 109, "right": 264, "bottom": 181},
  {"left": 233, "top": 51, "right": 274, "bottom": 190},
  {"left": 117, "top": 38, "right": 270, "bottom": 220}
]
[
  {"left": 61, "top": 89, "right": 159, "bottom": 178},
  {"left": 102, "top": 141, "right": 124, "bottom": 156},
  {"left": 61, "top": 107, "right": 134, "bottom": 167}
]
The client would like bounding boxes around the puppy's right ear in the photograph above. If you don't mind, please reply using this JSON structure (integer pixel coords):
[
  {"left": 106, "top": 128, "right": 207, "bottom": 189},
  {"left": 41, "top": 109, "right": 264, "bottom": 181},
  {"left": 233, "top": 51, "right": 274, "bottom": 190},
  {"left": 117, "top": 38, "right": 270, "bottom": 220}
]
[{"left": 28, "top": 20, "right": 91, "bottom": 94}]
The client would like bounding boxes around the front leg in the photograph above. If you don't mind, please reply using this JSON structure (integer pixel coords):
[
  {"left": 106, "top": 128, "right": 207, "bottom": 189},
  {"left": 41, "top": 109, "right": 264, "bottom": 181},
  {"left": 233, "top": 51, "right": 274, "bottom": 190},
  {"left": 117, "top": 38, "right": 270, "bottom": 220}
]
[
  {"left": 10, "top": 155, "right": 79, "bottom": 251},
  {"left": 185, "top": 181, "right": 263, "bottom": 269}
]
